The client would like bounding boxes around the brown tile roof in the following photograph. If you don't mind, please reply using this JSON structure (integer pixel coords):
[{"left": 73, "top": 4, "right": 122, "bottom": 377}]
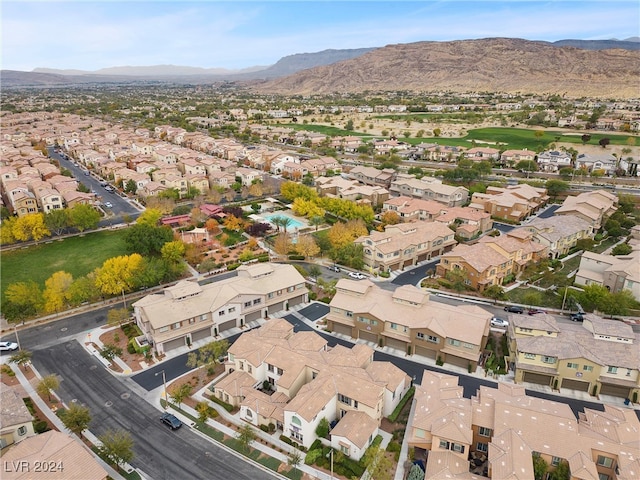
[{"left": 330, "top": 411, "right": 378, "bottom": 449}]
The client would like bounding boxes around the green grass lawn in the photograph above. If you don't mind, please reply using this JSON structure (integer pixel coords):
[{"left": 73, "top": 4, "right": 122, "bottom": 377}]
[
  {"left": 1, "top": 230, "right": 129, "bottom": 301},
  {"left": 282, "top": 123, "right": 371, "bottom": 137}
]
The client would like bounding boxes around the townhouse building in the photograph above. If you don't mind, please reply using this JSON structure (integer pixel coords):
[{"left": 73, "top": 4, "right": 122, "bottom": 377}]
[
  {"left": 216, "top": 318, "right": 410, "bottom": 457},
  {"left": 514, "top": 214, "right": 593, "bottom": 258},
  {"left": 408, "top": 370, "right": 640, "bottom": 480},
  {"left": 315, "top": 176, "right": 389, "bottom": 207},
  {"left": 437, "top": 231, "right": 547, "bottom": 290},
  {"left": 575, "top": 250, "right": 640, "bottom": 301},
  {"left": 420, "top": 144, "right": 467, "bottom": 162},
  {"left": 382, "top": 196, "right": 445, "bottom": 222},
  {"left": 499, "top": 149, "right": 535, "bottom": 165},
  {"left": 134, "top": 263, "right": 307, "bottom": 355},
  {"left": 555, "top": 189, "right": 618, "bottom": 230},
  {"left": 433, "top": 206, "right": 493, "bottom": 239},
  {"left": 349, "top": 166, "right": 396, "bottom": 188},
  {"left": 326, "top": 281, "right": 490, "bottom": 371},
  {"left": 389, "top": 174, "right": 469, "bottom": 207},
  {"left": 470, "top": 184, "right": 548, "bottom": 222},
  {"left": 356, "top": 221, "right": 457, "bottom": 273},
  {"left": 507, "top": 312, "right": 640, "bottom": 402},
  {"left": 0, "top": 388, "right": 35, "bottom": 448}
]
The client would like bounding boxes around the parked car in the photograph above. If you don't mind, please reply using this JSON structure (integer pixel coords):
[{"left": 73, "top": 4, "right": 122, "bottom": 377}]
[
  {"left": 504, "top": 305, "right": 525, "bottom": 314},
  {"left": 570, "top": 313, "right": 584, "bottom": 322},
  {"left": 104, "top": 186, "right": 115, "bottom": 193},
  {"left": 490, "top": 317, "right": 509, "bottom": 328},
  {"left": 0, "top": 341, "right": 19, "bottom": 352},
  {"left": 528, "top": 308, "right": 546, "bottom": 315},
  {"left": 348, "top": 272, "right": 367, "bottom": 280},
  {"left": 329, "top": 265, "right": 341, "bottom": 273},
  {"left": 104, "top": 202, "right": 113, "bottom": 208},
  {"left": 161, "top": 412, "right": 182, "bottom": 430}
]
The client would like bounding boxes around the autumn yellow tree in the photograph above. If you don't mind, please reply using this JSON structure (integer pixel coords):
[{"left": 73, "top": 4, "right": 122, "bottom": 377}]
[
  {"left": 327, "top": 219, "right": 368, "bottom": 250},
  {"left": 136, "top": 208, "right": 163, "bottom": 227},
  {"left": 294, "top": 235, "right": 320, "bottom": 258},
  {"left": 43, "top": 271, "right": 73, "bottom": 314},
  {"left": 0, "top": 217, "right": 16, "bottom": 245},
  {"left": 380, "top": 210, "right": 401, "bottom": 226},
  {"left": 248, "top": 183, "right": 263, "bottom": 197},
  {"left": 280, "top": 181, "right": 318, "bottom": 202},
  {"left": 273, "top": 233, "right": 292, "bottom": 256},
  {"left": 161, "top": 240, "right": 186, "bottom": 263},
  {"left": 12, "top": 213, "right": 50, "bottom": 242},
  {"left": 205, "top": 218, "right": 221, "bottom": 235},
  {"left": 224, "top": 214, "right": 244, "bottom": 232},
  {"left": 94, "top": 254, "right": 143, "bottom": 296},
  {"left": 291, "top": 198, "right": 325, "bottom": 219}
]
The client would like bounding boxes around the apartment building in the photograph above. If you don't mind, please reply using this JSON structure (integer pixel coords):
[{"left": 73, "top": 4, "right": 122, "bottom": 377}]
[
  {"left": 555, "top": 189, "right": 618, "bottom": 230},
  {"left": 437, "top": 231, "right": 547, "bottom": 290},
  {"left": 433, "top": 206, "right": 493, "bottom": 239},
  {"left": 0, "top": 388, "right": 35, "bottom": 448},
  {"left": 507, "top": 312, "right": 639, "bottom": 400},
  {"left": 389, "top": 174, "right": 469, "bottom": 207},
  {"left": 515, "top": 214, "right": 593, "bottom": 258},
  {"left": 326, "top": 281, "right": 490, "bottom": 371},
  {"left": 133, "top": 263, "right": 307, "bottom": 355},
  {"left": 349, "top": 166, "right": 396, "bottom": 188},
  {"left": 315, "top": 176, "right": 390, "bottom": 206},
  {"left": 216, "top": 318, "right": 410, "bottom": 458},
  {"left": 575, "top": 250, "right": 640, "bottom": 301},
  {"left": 382, "top": 196, "right": 445, "bottom": 222},
  {"left": 470, "top": 184, "right": 548, "bottom": 222},
  {"left": 407, "top": 370, "right": 640, "bottom": 480},
  {"left": 356, "top": 221, "right": 457, "bottom": 273}
]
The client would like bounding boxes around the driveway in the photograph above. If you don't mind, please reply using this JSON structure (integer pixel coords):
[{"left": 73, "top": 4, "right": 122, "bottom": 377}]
[{"left": 32, "top": 341, "right": 277, "bottom": 480}]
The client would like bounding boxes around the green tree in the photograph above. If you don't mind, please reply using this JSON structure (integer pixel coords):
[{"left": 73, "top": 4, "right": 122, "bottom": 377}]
[
  {"left": 60, "top": 403, "right": 91, "bottom": 436},
  {"left": 100, "top": 344, "right": 123, "bottom": 361},
  {"left": 577, "top": 284, "right": 610, "bottom": 313},
  {"left": 196, "top": 401, "right": 215, "bottom": 422},
  {"left": 601, "top": 289, "right": 636, "bottom": 317},
  {"left": 98, "top": 429, "right": 134, "bottom": 470},
  {"left": 45, "top": 209, "right": 70, "bottom": 236},
  {"left": 136, "top": 208, "right": 163, "bottom": 227},
  {"left": 523, "top": 291, "right": 543, "bottom": 308},
  {"left": 549, "top": 460, "right": 570, "bottom": 480},
  {"left": 308, "top": 265, "right": 322, "bottom": 281},
  {"left": 9, "top": 350, "right": 33, "bottom": 371},
  {"left": 315, "top": 417, "right": 330, "bottom": 438},
  {"left": 36, "top": 374, "right": 60, "bottom": 401},
  {"left": 186, "top": 339, "right": 229, "bottom": 381},
  {"left": 611, "top": 243, "right": 633, "bottom": 256},
  {"left": 237, "top": 423, "right": 257, "bottom": 453},
  {"left": 345, "top": 119, "right": 354, "bottom": 131},
  {"left": 169, "top": 383, "right": 193, "bottom": 408},
  {"left": 445, "top": 268, "right": 467, "bottom": 293},
  {"left": 545, "top": 179, "right": 569, "bottom": 199},
  {"left": 124, "top": 223, "right": 174, "bottom": 256},
  {"left": 65, "top": 275, "right": 99, "bottom": 306},
  {"left": 515, "top": 160, "right": 537, "bottom": 173},
  {"left": 363, "top": 446, "right": 393, "bottom": 480},
  {"left": 124, "top": 179, "right": 137, "bottom": 194},
  {"left": 408, "top": 464, "right": 425, "bottom": 480},
  {"left": 68, "top": 204, "right": 100, "bottom": 232},
  {"left": 287, "top": 451, "right": 302, "bottom": 474},
  {"left": 532, "top": 453, "right": 548, "bottom": 480},
  {"left": 483, "top": 284, "right": 506, "bottom": 302}
]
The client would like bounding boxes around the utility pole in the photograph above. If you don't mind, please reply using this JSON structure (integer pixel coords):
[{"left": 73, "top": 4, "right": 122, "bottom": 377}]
[{"left": 155, "top": 370, "right": 167, "bottom": 409}]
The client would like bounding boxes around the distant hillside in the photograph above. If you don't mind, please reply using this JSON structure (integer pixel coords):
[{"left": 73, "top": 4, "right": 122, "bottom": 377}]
[
  {"left": 552, "top": 39, "right": 640, "bottom": 50},
  {"left": 254, "top": 38, "right": 640, "bottom": 98},
  {"left": 33, "top": 65, "right": 265, "bottom": 76}
]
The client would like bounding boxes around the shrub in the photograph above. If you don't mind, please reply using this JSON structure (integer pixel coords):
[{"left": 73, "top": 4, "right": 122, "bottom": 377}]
[
  {"left": 388, "top": 387, "right": 415, "bottom": 422},
  {"left": 280, "top": 434, "right": 293, "bottom": 446},
  {"left": 386, "top": 441, "right": 401, "bottom": 453},
  {"left": 257, "top": 255, "right": 270, "bottom": 262},
  {"left": 34, "top": 420, "right": 50, "bottom": 434},
  {"left": 436, "top": 356, "right": 444, "bottom": 366},
  {"left": 209, "top": 395, "right": 234, "bottom": 412},
  {"left": 207, "top": 366, "right": 216, "bottom": 376},
  {"left": 319, "top": 297, "right": 331, "bottom": 304},
  {"left": 127, "top": 342, "right": 136, "bottom": 355},
  {"left": 260, "top": 424, "right": 270, "bottom": 433},
  {"left": 379, "top": 270, "right": 390, "bottom": 278},
  {"left": 227, "top": 263, "right": 241, "bottom": 271},
  {"left": 288, "top": 255, "right": 305, "bottom": 261},
  {"left": 305, "top": 449, "right": 323, "bottom": 465},
  {"left": 308, "top": 292, "right": 317, "bottom": 300}
]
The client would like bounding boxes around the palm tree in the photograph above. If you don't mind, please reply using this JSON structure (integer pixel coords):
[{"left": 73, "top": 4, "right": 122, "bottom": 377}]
[
  {"left": 309, "top": 215, "right": 324, "bottom": 231},
  {"left": 9, "top": 350, "right": 32, "bottom": 371},
  {"left": 271, "top": 215, "right": 293, "bottom": 233}
]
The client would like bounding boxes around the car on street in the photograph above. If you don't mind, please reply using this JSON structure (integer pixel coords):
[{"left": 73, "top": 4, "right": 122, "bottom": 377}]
[
  {"left": 348, "top": 272, "right": 367, "bottom": 280},
  {"left": 104, "top": 202, "right": 113, "bottom": 208},
  {"left": 528, "top": 308, "right": 546, "bottom": 315},
  {"left": 570, "top": 313, "right": 584, "bottom": 322},
  {"left": 329, "top": 265, "right": 341, "bottom": 273},
  {"left": 0, "top": 341, "right": 19, "bottom": 352},
  {"left": 161, "top": 412, "right": 182, "bottom": 430},
  {"left": 504, "top": 305, "right": 525, "bottom": 314},
  {"left": 104, "top": 185, "right": 115, "bottom": 192},
  {"left": 490, "top": 317, "right": 509, "bottom": 328}
]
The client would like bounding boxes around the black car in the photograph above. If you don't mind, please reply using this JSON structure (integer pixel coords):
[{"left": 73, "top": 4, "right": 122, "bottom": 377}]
[
  {"left": 528, "top": 308, "right": 546, "bottom": 316},
  {"left": 161, "top": 412, "right": 182, "bottom": 430},
  {"left": 504, "top": 305, "right": 525, "bottom": 314},
  {"left": 570, "top": 313, "right": 584, "bottom": 322}
]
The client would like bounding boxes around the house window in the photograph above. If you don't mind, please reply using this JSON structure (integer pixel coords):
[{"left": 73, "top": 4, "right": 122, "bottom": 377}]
[
  {"left": 189, "top": 318, "right": 195, "bottom": 324},
  {"left": 524, "top": 353, "right": 536, "bottom": 360},
  {"left": 598, "top": 474, "right": 610, "bottom": 480},
  {"left": 248, "top": 365, "right": 252, "bottom": 374},
  {"left": 244, "top": 301, "right": 251, "bottom": 308},
  {"left": 172, "top": 322, "right": 181, "bottom": 330},
  {"left": 253, "top": 299, "right": 261, "bottom": 305},
  {"left": 219, "top": 311, "right": 225, "bottom": 316},
  {"left": 200, "top": 314, "right": 207, "bottom": 321},
  {"left": 428, "top": 335, "right": 438, "bottom": 343},
  {"left": 391, "top": 323, "right": 398, "bottom": 330},
  {"left": 542, "top": 356, "right": 556, "bottom": 364},
  {"left": 417, "top": 332, "right": 424, "bottom": 339},
  {"left": 567, "top": 362, "right": 578, "bottom": 369},
  {"left": 291, "top": 431, "right": 303, "bottom": 442},
  {"left": 447, "top": 339, "right": 461, "bottom": 347},
  {"left": 291, "top": 416, "right": 302, "bottom": 426},
  {"left": 452, "top": 443, "right": 465, "bottom": 454},
  {"left": 338, "top": 394, "right": 352, "bottom": 406},
  {"left": 607, "top": 366, "right": 618, "bottom": 374},
  {"left": 439, "top": 440, "right": 450, "bottom": 450},
  {"left": 476, "top": 442, "right": 488, "bottom": 453},
  {"left": 597, "top": 456, "right": 613, "bottom": 468},
  {"left": 346, "top": 311, "right": 353, "bottom": 318},
  {"left": 17, "top": 426, "right": 27, "bottom": 436},
  {"left": 478, "top": 426, "right": 492, "bottom": 437},
  {"left": 583, "top": 365, "right": 593, "bottom": 372},
  {"left": 268, "top": 364, "right": 274, "bottom": 372},
  {"left": 340, "top": 445, "right": 349, "bottom": 455},
  {"left": 551, "top": 457, "right": 561, "bottom": 466},
  {"left": 228, "top": 307, "right": 236, "bottom": 313},
  {"left": 277, "top": 368, "right": 283, "bottom": 375}
]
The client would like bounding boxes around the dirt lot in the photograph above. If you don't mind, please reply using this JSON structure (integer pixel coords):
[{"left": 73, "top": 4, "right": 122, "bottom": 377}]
[{"left": 98, "top": 326, "right": 150, "bottom": 372}]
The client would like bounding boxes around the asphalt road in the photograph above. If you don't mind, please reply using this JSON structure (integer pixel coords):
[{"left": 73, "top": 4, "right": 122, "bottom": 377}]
[{"left": 32, "top": 340, "right": 277, "bottom": 480}]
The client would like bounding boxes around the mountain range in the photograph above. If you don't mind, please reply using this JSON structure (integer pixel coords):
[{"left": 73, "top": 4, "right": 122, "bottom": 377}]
[{"left": 2, "top": 38, "right": 639, "bottom": 98}]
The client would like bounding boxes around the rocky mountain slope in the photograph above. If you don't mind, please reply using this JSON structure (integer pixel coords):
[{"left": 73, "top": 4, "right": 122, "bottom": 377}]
[{"left": 254, "top": 38, "right": 640, "bottom": 98}]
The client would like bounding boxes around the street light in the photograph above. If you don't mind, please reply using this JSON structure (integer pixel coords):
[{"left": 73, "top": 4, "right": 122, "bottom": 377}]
[
  {"left": 155, "top": 370, "right": 167, "bottom": 409},
  {"left": 14, "top": 324, "right": 21, "bottom": 351},
  {"left": 326, "top": 449, "right": 334, "bottom": 480}
]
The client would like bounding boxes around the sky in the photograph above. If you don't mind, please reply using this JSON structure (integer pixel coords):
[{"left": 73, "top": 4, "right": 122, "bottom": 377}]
[{"left": 2, "top": 1, "right": 639, "bottom": 72}]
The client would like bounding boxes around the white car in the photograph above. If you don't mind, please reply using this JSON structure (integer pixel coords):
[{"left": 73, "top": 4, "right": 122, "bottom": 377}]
[
  {"left": 104, "top": 202, "right": 113, "bottom": 208},
  {"left": 0, "top": 341, "right": 19, "bottom": 352},
  {"left": 348, "top": 272, "right": 367, "bottom": 280},
  {"left": 490, "top": 317, "right": 509, "bottom": 328}
]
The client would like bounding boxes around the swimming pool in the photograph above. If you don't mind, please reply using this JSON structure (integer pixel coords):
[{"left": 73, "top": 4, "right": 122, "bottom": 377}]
[{"left": 262, "top": 213, "right": 305, "bottom": 230}]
